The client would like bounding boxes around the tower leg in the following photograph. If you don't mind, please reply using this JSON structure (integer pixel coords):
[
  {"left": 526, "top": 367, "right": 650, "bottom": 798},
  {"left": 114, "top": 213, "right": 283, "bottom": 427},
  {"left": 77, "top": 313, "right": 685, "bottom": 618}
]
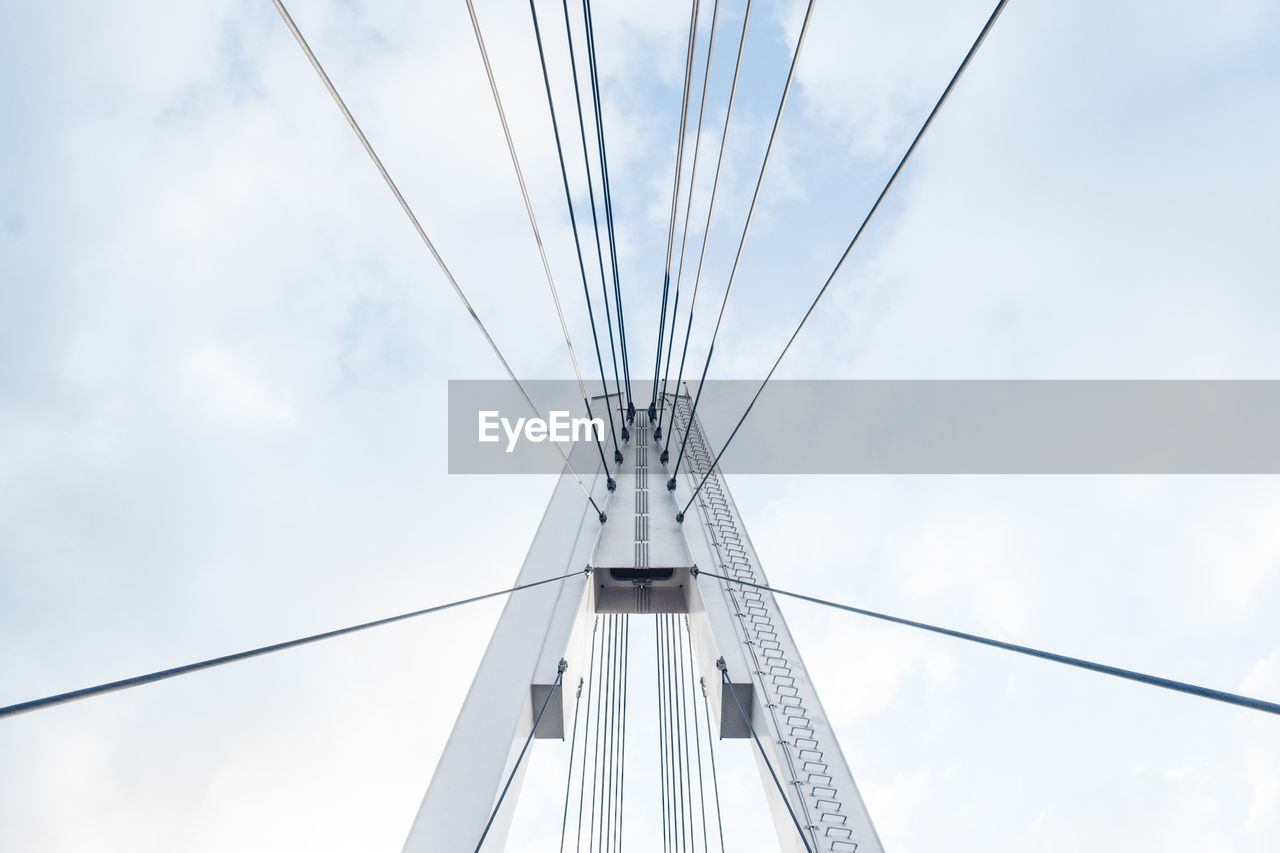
[{"left": 401, "top": 470, "right": 605, "bottom": 852}]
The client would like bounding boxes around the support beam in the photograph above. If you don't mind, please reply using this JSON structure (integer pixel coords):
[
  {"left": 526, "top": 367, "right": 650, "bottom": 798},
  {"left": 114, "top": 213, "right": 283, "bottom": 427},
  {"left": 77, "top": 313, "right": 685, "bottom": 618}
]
[{"left": 401, "top": 468, "right": 607, "bottom": 853}]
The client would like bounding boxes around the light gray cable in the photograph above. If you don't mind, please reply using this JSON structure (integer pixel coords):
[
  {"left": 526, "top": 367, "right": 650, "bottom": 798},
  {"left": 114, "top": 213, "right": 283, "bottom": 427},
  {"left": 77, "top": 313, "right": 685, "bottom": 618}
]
[{"left": 268, "top": 0, "right": 605, "bottom": 516}]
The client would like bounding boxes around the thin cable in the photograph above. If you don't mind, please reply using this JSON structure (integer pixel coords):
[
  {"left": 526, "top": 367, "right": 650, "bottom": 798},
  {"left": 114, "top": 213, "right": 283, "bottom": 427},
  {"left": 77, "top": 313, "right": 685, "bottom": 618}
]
[
  {"left": 559, "top": 0, "right": 625, "bottom": 436},
  {"left": 674, "top": 615, "right": 693, "bottom": 850},
  {"left": 601, "top": 615, "right": 621, "bottom": 851},
  {"left": 619, "top": 616, "right": 631, "bottom": 850},
  {"left": 515, "top": 0, "right": 625, "bottom": 466},
  {"left": 695, "top": 569, "right": 1280, "bottom": 717},
  {"left": 610, "top": 614, "right": 624, "bottom": 850},
  {"left": 651, "top": 0, "right": 703, "bottom": 412},
  {"left": 718, "top": 661, "right": 814, "bottom": 853},
  {"left": 610, "top": 614, "right": 630, "bottom": 851},
  {"left": 565, "top": 617, "right": 598, "bottom": 852},
  {"left": 574, "top": 618, "right": 602, "bottom": 852},
  {"left": 658, "top": 0, "right": 723, "bottom": 441},
  {"left": 476, "top": 661, "right": 567, "bottom": 851},
  {"left": 668, "top": 0, "right": 815, "bottom": 485},
  {"left": 1, "top": 569, "right": 588, "bottom": 721},
  {"left": 582, "top": 0, "right": 633, "bottom": 412},
  {"left": 678, "top": 0, "right": 1012, "bottom": 515},
  {"left": 465, "top": 0, "right": 619, "bottom": 466},
  {"left": 590, "top": 615, "right": 615, "bottom": 847},
  {"left": 662, "top": 0, "right": 753, "bottom": 458},
  {"left": 656, "top": 615, "right": 673, "bottom": 851},
  {"left": 685, "top": 619, "right": 711, "bottom": 853},
  {"left": 267, "top": 0, "right": 605, "bottom": 518},
  {"left": 700, "top": 680, "right": 727, "bottom": 852},
  {"left": 666, "top": 616, "right": 683, "bottom": 851},
  {"left": 670, "top": 614, "right": 691, "bottom": 845},
  {"left": 559, "top": 675, "right": 585, "bottom": 853}
]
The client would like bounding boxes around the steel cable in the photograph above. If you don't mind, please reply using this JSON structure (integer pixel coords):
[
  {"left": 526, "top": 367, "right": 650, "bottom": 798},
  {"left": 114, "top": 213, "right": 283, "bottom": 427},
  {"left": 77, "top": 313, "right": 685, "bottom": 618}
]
[
  {"left": 678, "top": 0, "right": 1013, "bottom": 517},
  {"left": 614, "top": 615, "right": 631, "bottom": 850},
  {"left": 476, "top": 661, "right": 567, "bottom": 851},
  {"left": 656, "top": 615, "right": 674, "bottom": 851},
  {"left": 651, "top": 0, "right": 703, "bottom": 414},
  {"left": 558, "top": 0, "right": 626, "bottom": 435},
  {"left": 574, "top": 618, "right": 603, "bottom": 852},
  {"left": 669, "top": 0, "right": 816, "bottom": 485},
  {"left": 718, "top": 661, "right": 814, "bottom": 853},
  {"left": 582, "top": 0, "right": 634, "bottom": 412},
  {"left": 694, "top": 568, "right": 1280, "bottom": 717},
  {"left": 519, "top": 0, "right": 626, "bottom": 467},
  {"left": 701, "top": 680, "right": 727, "bottom": 852},
  {"left": 683, "top": 618, "right": 711, "bottom": 853},
  {"left": 559, "top": 674, "right": 585, "bottom": 853},
  {"left": 657, "top": 0, "right": 723, "bottom": 440},
  {"left": 267, "top": 0, "right": 605, "bottom": 519},
  {"left": 1, "top": 569, "right": 588, "bottom": 720},
  {"left": 661, "top": 0, "right": 754, "bottom": 459},
  {"left": 674, "top": 614, "right": 693, "bottom": 850}
]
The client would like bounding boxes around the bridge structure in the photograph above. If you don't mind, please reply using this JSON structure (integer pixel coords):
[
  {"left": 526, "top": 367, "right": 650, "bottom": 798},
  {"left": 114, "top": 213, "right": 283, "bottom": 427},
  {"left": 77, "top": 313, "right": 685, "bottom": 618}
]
[
  {"left": 3, "top": 1, "right": 1277, "bottom": 851},
  {"left": 406, "top": 396, "right": 882, "bottom": 852}
]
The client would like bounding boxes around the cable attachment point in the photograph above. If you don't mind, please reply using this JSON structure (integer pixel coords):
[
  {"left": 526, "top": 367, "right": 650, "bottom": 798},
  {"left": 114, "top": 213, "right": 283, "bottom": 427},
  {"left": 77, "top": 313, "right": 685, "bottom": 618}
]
[
  {"left": 621, "top": 426, "right": 630, "bottom": 442},
  {"left": 607, "top": 477, "right": 617, "bottom": 492},
  {"left": 667, "top": 477, "right": 677, "bottom": 492},
  {"left": 715, "top": 656, "right": 727, "bottom": 673},
  {"left": 598, "top": 510, "right": 608, "bottom": 524},
  {"left": 614, "top": 450, "right": 624, "bottom": 465},
  {"left": 647, "top": 402, "right": 657, "bottom": 421},
  {"left": 660, "top": 449, "right": 669, "bottom": 464},
  {"left": 627, "top": 401, "right": 636, "bottom": 422},
  {"left": 675, "top": 510, "right": 685, "bottom": 524},
  {"left": 690, "top": 566, "right": 700, "bottom": 577},
  {"left": 653, "top": 426, "right": 662, "bottom": 442},
  {"left": 557, "top": 658, "right": 568, "bottom": 674}
]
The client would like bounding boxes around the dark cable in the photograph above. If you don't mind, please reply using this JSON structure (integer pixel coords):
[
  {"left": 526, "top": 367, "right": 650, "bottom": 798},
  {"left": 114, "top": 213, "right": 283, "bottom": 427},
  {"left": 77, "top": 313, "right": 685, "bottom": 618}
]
[
  {"left": 465, "top": 0, "right": 618, "bottom": 476},
  {"left": 602, "top": 614, "right": 621, "bottom": 850},
  {"left": 582, "top": 0, "right": 633, "bottom": 413},
  {"left": 1, "top": 569, "right": 588, "bottom": 721},
  {"left": 559, "top": 0, "right": 626, "bottom": 435},
  {"left": 268, "top": 0, "right": 605, "bottom": 520},
  {"left": 701, "top": 680, "right": 727, "bottom": 852},
  {"left": 476, "top": 661, "right": 567, "bottom": 851},
  {"left": 525, "top": 0, "right": 624, "bottom": 466},
  {"left": 651, "top": 0, "right": 703, "bottom": 414},
  {"left": 662, "top": 0, "right": 754, "bottom": 458},
  {"left": 668, "top": 0, "right": 814, "bottom": 485},
  {"left": 717, "top": 660, "right": 814, "bottom": 852},
  {"left": 674, "top": 615, "right": 694, "bottom": 850},
  {"left": 694, "top": 569, "right": 1280, "bottom": 717},
  {"left": 559, "top": 674, "right": 585, "bottom": 853},
  {"left": 685, "top": 620, "right": 711, "bottom": 852},
  {"left": 590, "top": 615, "right": 615, "bottom": 846},
  {"left": 678, "top": 0, "right": 1013, "bottom": 516},
  {"left": 614, "top": 615, "right": 630, "bottom": 851},
  {"left": 658, "top": 0, "right": 724, "bottom": 441},
  {"left": 656, "top": 615, "right": 674, "bottom": 851},
  {"left": 666, "top": 615, "right": 683, "bottom": 851},
  {"left": 575, "top": 617, "right": 602, "bottom": 852}
]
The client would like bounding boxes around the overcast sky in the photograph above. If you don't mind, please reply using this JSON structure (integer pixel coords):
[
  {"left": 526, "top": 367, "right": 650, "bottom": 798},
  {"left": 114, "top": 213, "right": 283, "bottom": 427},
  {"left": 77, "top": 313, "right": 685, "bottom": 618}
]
[{"left": 2, "top": 0, "right": 1278, "bottom": 851}]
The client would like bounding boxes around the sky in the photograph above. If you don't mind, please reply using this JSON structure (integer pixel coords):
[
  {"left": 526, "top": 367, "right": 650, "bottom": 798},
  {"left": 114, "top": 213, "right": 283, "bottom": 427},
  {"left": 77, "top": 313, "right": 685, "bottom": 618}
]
[{"left": 2, "top": 0, "right": 1279, "bottom": 850}]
